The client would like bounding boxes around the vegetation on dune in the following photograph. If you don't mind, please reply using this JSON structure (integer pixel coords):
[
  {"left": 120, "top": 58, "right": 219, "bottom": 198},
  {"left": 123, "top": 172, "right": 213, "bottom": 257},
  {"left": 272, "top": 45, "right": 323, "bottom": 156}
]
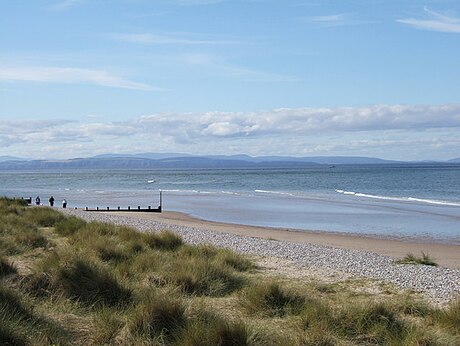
[
  {"left": 0, "top": 197, "right": 459, "bottom": 345},
  {"left": 396, "top": 252, "right": 438, "bottom": 266}
]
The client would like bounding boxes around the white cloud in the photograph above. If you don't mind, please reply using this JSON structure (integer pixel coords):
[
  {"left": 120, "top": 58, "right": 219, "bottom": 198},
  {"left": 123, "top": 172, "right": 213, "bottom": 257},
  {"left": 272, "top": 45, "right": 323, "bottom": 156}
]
[
  {"left": 398, "top": 7, "right": 460, "bottom": 33},
  {"left": 2, "top": 104, "right": 460, "bottom": 159},
  {"left": 306, "top": 13, "right": 377, "bottom": 27},
  {"left": 0, "top": 67, "right": 159, "bottom": 91}
]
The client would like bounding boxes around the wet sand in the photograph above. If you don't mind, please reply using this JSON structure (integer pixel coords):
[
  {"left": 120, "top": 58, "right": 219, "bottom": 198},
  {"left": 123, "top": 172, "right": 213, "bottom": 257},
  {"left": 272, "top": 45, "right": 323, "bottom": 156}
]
[{"left": 111, "top": 210, "right": 460, "bottom": 269}]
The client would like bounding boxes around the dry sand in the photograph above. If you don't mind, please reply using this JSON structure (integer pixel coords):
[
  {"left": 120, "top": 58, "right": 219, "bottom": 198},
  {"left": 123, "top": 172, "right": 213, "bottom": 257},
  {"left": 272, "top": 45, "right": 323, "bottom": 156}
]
[{"left": 112, "top": 210, "right": 460, "bottom": 269}]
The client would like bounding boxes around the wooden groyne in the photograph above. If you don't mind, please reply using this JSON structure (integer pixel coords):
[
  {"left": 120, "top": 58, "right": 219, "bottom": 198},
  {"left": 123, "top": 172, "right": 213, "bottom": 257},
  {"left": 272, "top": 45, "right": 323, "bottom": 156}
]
[
  {"left": 85, "top": 191, "right": 162, "bottom": 213},
  {"left": 85, "top": 205, "right": 161, "bottom": 213}
]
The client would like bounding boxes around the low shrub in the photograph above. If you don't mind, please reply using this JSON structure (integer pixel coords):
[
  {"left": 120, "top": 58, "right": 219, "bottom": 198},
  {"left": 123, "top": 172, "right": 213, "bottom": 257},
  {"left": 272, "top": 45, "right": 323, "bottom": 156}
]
[{"left": 240, "top": 281, "right": 306, "bottom": 317}]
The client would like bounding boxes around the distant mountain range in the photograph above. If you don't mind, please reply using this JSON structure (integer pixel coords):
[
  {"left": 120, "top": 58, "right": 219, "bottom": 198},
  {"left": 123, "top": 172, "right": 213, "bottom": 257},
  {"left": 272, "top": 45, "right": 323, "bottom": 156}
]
[{"left": 0, "top": 153, "right": 458, "bottom": 170}]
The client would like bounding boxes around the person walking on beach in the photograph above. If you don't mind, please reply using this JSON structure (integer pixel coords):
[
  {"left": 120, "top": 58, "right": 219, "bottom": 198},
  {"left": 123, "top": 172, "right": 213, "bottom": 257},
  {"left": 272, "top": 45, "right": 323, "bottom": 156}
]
[
  {"left": 62, "top": 199, "right": 67, "bottom": 208},
  {"left": 49, "top": 196, "right": 55, "bottom": 207},
  {"left": 35, "top": 196, "right": 40, "bottom": 205}
]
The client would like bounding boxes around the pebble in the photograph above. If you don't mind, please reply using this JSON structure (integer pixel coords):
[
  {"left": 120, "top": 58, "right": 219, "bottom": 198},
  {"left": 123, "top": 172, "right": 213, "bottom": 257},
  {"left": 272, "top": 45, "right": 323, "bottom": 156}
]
[{"left": 62, "top": 209, "right": 460, "bottom": 305}]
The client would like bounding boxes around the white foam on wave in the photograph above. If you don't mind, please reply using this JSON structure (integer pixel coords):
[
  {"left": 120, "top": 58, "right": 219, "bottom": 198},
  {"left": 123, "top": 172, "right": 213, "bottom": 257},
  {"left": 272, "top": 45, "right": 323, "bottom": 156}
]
[
  {"left": 255, "top": 189, "right": 294, "bottom": 197},
  {"left": 161, "top": 189, "right": 214, "bottom": 195},
  {"left": 335, "top": 189, "right": 460, "bottom": 207}
]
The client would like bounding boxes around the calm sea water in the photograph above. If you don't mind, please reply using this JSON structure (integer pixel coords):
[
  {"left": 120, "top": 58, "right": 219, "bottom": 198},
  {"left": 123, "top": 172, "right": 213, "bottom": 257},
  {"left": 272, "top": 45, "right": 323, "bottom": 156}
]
[{"left": 1, "top": 164, "right": 459, "bottom": 244}]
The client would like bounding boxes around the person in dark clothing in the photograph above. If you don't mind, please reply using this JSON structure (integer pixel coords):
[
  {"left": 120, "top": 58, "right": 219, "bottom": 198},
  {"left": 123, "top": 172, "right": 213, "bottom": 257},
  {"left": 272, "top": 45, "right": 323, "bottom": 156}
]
[{"left": 49, "top": 196, "right": 55, "bottom": 207}]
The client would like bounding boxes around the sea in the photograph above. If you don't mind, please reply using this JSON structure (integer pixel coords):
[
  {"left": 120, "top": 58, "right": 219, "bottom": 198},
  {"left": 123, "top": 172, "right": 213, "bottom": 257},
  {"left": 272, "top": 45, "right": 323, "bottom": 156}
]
[{"left": 1, "top": 164, "right": 459, "bottom": 244}]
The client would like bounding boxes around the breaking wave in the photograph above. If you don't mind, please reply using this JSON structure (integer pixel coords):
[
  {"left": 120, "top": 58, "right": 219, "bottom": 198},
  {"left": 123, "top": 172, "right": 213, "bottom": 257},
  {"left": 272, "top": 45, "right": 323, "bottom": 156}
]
[{"left": 335, "top": 189, "right": 460, "bottom": 206}]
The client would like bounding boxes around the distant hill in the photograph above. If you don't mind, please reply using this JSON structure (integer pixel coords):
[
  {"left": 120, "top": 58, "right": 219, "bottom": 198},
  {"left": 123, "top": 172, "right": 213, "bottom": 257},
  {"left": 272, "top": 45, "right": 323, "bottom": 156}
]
[
  {"left": 1, "top": 153, "right": 458, "bottom": 170},
  {"left": 114, "top": 153, "right": 401, "bottom": 165},
  {"left": 0, "top": 156, "right": 24, "bottom": 162},
  {"left": 0, "top": 156, "right": 319, "bottom": 170}
]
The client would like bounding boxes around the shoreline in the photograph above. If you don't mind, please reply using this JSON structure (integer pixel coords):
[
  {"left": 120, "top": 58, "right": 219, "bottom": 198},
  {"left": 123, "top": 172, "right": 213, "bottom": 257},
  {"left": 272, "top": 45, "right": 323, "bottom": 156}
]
[{"left": 96, "top": 209, "right": 460, "bottom": 269}]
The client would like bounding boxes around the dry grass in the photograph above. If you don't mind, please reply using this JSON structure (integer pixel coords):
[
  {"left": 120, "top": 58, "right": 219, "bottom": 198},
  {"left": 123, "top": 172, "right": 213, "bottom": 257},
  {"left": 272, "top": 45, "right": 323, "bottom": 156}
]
[{"left": 0, "top": 197, "right": 459, "bottom": 345}]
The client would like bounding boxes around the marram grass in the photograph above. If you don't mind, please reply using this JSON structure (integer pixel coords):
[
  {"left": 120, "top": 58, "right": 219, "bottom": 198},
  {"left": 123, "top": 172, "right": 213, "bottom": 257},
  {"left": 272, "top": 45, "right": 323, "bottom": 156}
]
[{"left": 0, "top": 197, "right": 459, "bottom": 345}]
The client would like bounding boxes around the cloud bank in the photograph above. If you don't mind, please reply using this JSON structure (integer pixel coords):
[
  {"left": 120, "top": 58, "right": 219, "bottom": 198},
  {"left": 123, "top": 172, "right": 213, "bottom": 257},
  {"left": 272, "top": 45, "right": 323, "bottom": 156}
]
[{"left": 1, "top": 104, "right": 459, "bottom": 159}]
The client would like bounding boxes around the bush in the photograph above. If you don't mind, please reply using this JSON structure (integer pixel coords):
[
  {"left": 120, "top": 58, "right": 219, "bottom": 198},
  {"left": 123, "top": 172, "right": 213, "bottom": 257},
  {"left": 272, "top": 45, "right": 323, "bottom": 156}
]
[{"left": 240, "top": 281, "right": 306, "bottom": 317}]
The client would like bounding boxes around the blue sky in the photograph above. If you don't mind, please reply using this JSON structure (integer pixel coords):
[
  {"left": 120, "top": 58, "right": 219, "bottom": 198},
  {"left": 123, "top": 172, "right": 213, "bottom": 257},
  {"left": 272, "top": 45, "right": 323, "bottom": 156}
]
[{"left": 1, "top": 0, "right": 459, "bottom": 160}]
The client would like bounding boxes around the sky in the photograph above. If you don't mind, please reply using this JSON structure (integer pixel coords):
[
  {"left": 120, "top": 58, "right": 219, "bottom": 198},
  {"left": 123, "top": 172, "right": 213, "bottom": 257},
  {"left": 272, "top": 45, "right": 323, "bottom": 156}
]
[{"left": 0, "top": 0, "right": 459, "bottom": 161}]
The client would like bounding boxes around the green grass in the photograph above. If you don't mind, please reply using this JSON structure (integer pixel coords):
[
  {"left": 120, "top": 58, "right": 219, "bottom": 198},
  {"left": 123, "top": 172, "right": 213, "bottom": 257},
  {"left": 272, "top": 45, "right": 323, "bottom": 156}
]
[
  {"left": 436, "top": 299, "right": 460, "bottom": 333},
  {"left": 1, "top": 197, "right": 460, "bottom": 345},
  {"left": 131, "top": 292, "right": 187, "bottom": 340},
  {"left": 0, "top": 256, "right": 16, "bottom": 277},
  {"left": 397, "top": 252, "right": 438, "bottom": 266},
  {"left": 240, "top": 281, "right": 306, "bottom": 317}
]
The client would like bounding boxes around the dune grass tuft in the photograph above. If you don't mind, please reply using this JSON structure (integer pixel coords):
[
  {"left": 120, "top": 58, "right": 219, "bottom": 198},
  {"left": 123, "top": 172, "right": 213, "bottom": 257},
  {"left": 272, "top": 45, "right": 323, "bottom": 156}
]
[
  {"left": 0, "top": 256, "right": 16, "bottom": 277},
  {"left": 180, "top": 309, "right": 253, "bottom": 346},
  {"left": 143, "top": 230, "right": 184, "bottom": 251},
  {"left": 54, "top": 215, "right": 87, "bottom": 236},
  {"left": 436, "top": 299, "right": 460, "bottom": 334},
  {"left": 397, "top": 252, "right": 438, "bottom": 266},
  {"left": 240, "top": 281, "right": 306, "bottom": 317},
  {"left": 0, "top": 282, "right": 71, "bottom": 345},
  {"left": 24, "top": 207, "right": 65, "bottom": 227},
  {"left": 131, "top": 292, "right": 187, "bottom": 340},
  {"left": 336, "top": 302, "right": 408, "bottom": 343},
  {"left": 57, "top": 258, "right": 132, "bottom": 308},
  {"left": 165, "top": 256, "right": 246, "bottom": 296}
]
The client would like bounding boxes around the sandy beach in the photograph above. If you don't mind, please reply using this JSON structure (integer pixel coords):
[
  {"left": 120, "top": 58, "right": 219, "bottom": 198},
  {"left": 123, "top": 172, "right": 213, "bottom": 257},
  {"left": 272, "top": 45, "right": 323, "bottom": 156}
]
[{"left": 111, "top": 210, "right": 460, "bottom": 270}]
